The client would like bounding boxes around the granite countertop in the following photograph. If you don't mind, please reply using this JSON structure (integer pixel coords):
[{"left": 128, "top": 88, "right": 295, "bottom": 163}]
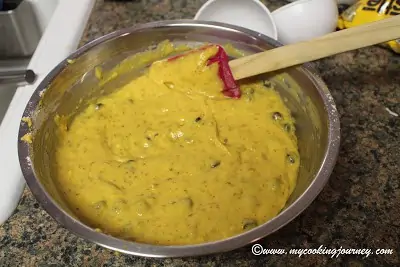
[{"left": 0, "top": 0, "right": 399, "bottom": 266}]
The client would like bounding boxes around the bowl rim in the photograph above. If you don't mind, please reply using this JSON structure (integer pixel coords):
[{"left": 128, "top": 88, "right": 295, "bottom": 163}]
[{"left": 17, "top": 19, "right": 340, "bottom": 258}]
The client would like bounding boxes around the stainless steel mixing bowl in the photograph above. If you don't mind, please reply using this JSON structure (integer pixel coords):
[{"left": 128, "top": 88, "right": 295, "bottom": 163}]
[{"left": 18, "top": 20, "right": 340, "bottom": 258}]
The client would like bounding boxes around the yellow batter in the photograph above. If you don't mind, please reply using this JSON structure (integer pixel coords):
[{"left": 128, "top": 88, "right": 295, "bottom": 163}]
[{"left": 54, "top": 45, "right": 299, "bottom": 245}]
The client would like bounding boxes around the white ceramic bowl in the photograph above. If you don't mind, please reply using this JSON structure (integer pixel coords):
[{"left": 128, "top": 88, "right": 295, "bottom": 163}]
[
  {"left": 272, "top": 0, "right": 339, "bottom": 44},
  {"left": 194, "top": 0, "right": 278, "bottom": 39},
  {"left": 287, "top": 0, "right": 357, "bottom": 4}
]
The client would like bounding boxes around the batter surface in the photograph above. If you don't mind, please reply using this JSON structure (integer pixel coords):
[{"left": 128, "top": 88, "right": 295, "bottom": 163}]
[{"left": 54, "top": 45, "right": 300, "bottom": 245}]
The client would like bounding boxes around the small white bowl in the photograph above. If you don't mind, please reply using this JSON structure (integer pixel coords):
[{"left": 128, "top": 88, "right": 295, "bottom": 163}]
[
  {"left": 272, "top": 0, "right": 338, "bottom": 45},
  {"left": 287, "top": 0, "right": 357, "bottom": 4},
  {"left": 194, "top": 0, "right": 278, "bottom": 40}
]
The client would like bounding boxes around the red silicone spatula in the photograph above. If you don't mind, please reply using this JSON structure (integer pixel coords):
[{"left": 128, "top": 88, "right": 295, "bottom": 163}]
[
  {"left": 167, "top": 44, "right": 241, "bottom": 98},
  {"left": 171, "top": 15, "right": 400, "bottom": 99}
]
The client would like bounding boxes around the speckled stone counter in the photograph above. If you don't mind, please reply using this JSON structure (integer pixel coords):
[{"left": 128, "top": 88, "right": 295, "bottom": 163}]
[{"left": 1, "top": 0, "right": 399, "bottom": 266}]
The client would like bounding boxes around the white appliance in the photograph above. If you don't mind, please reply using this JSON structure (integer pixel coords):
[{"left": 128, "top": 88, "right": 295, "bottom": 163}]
[{"left": 0, "top": 0, "right": 96, "bottom": 224}]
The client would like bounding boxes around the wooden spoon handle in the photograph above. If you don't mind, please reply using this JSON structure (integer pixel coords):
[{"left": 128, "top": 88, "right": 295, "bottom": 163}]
[{"left": 229, "top": 15, "right": 400, "bottom": 80}]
